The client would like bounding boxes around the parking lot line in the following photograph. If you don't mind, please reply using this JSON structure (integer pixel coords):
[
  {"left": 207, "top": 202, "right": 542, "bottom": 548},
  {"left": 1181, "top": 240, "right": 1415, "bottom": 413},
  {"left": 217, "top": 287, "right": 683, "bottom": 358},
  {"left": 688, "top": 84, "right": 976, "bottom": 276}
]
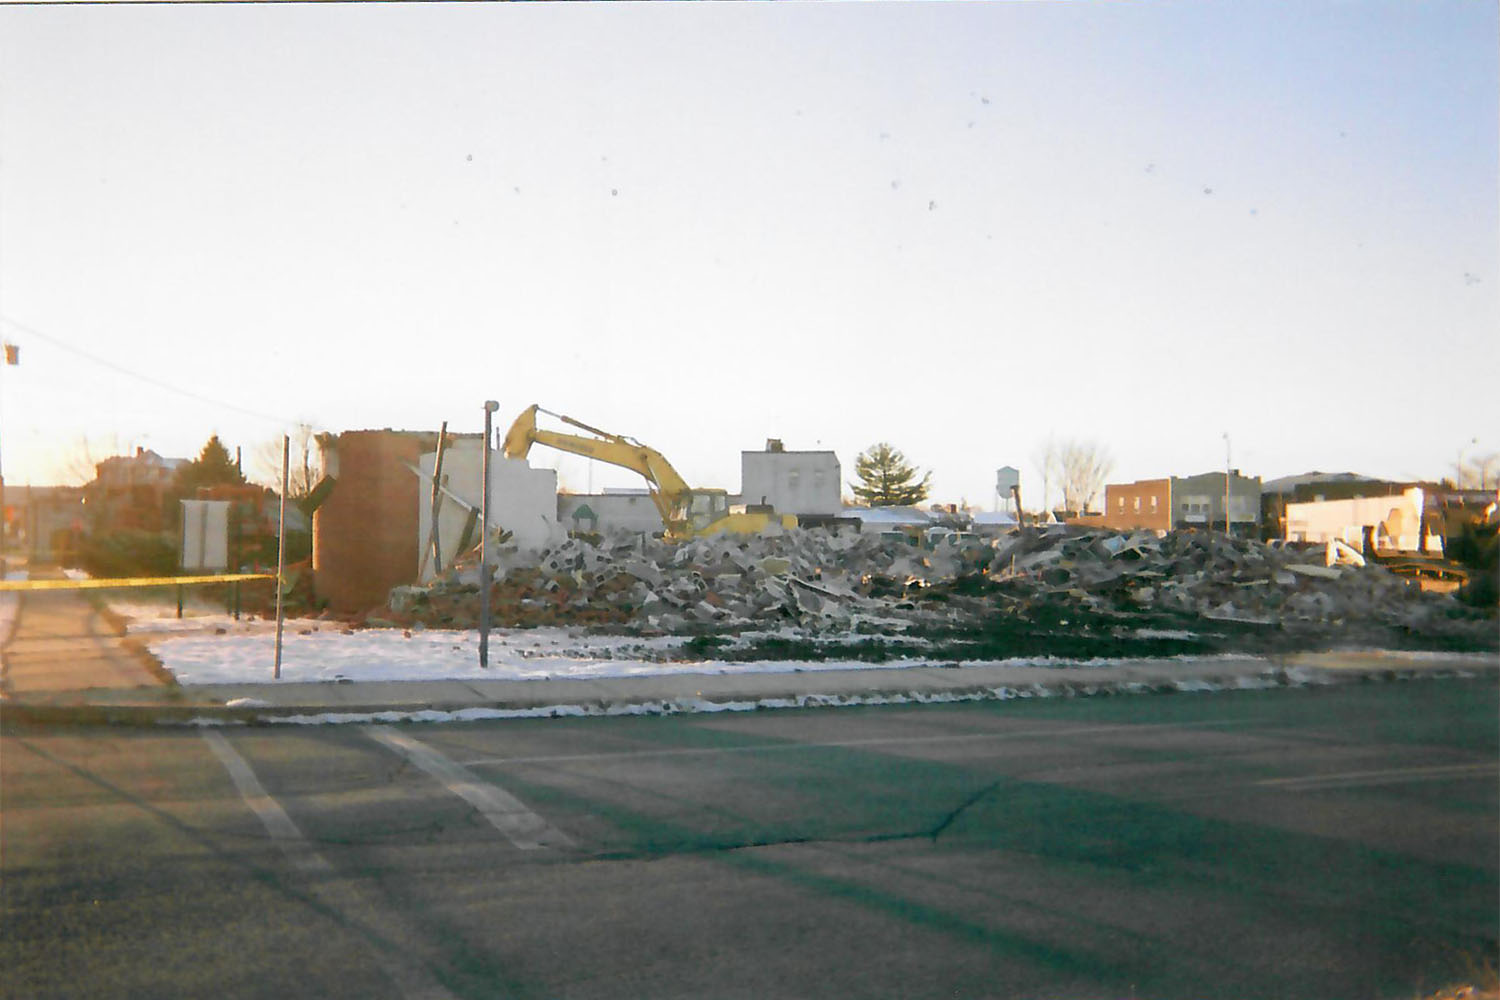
[
  {"left": 455, "top": 719, "right": 1251, "bottom": 769},
  {"left": 201, "top": 730, "right": 330, "bottom": 873},
  {"left": 201, "top": 731, "right": 461, "bottom": 1000},
  {"left": 1256, "top": 761, "right": 1499, "bottom": 791},
  {"left": 368, "top": 726, "right": 574, "bottom": 850}
]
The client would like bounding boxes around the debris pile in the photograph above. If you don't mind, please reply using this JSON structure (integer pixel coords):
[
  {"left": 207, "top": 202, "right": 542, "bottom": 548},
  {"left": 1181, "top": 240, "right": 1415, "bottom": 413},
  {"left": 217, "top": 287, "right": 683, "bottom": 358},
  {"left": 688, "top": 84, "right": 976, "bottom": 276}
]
[{"left": 377, "top": 525, "right": 1494, "bottom": 651}]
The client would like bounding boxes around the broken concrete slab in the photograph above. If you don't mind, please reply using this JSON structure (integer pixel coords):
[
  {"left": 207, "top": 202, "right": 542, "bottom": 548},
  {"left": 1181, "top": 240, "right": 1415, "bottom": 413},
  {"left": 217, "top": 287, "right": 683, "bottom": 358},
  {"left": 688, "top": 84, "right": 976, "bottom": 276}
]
[
  {"left": 1288, "top": 564, "right": 1343, "bottom": 581},
  {"left": 376, "top": 522, "right": 1492, "bottom": 650}
]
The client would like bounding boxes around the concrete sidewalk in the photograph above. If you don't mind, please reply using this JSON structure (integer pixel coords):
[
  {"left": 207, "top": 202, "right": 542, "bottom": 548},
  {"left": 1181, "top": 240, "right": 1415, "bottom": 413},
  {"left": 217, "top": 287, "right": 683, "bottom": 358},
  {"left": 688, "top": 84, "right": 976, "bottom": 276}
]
[{"left": 1, "top": 588, "right": 164, "bottom": 698}]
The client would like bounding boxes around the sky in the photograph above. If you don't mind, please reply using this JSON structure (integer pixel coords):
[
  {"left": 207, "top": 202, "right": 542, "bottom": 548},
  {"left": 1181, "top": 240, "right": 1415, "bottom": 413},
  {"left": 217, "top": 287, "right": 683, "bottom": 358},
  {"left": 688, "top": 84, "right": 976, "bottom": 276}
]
[{"left": 1, "top": 0, "right": 1495, "bottom": 510}]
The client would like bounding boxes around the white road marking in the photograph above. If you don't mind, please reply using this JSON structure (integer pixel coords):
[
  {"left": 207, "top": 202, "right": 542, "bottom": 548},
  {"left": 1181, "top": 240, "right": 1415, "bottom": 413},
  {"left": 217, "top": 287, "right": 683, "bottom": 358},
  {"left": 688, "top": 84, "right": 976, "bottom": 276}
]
[
  {"left": 201, "top": 730, "right": 459, "bottom": 1000},
  {"left": 201, "top": 730, "right": 329, "bottom": 872},
  {"left": 456, "top": 720, "right": 1251, "bottom": 768},
  {"left": 368, "top": 726, "right": 573, "bottom": 851},
  {"left": 1256, "top": 762, "right": 1499, "bottom": 791}
]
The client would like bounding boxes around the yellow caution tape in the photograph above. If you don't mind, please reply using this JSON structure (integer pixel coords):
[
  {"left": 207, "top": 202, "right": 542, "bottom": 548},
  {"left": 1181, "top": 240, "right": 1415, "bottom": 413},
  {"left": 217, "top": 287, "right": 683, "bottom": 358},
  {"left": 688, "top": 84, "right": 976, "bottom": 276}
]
[{"left": 0, "top": 573, "right": 277, "bottom": 592}]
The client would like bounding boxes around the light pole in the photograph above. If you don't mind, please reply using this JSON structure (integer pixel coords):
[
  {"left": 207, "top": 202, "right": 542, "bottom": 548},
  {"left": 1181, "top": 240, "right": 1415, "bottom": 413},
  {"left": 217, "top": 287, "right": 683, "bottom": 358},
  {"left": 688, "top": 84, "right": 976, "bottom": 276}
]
[
  {"left": 479, "top": 400, "right": 499, "bottom": 667},
  {"left": 273, "top": 434, "right": 288, "bottom": 680},
  {"left": 0, "top": 342, "right": 18, "bottom": 568},
  {"left": 1222, "top": 432, "right": 1232, "bottom": 536}
]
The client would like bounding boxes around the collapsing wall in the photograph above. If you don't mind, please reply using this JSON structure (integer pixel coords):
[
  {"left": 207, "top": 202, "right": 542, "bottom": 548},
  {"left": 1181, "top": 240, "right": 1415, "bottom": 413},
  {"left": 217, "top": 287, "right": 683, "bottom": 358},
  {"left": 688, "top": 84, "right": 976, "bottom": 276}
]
[{"left": 416, "top": 441, "right": 560, "bottom": 580}]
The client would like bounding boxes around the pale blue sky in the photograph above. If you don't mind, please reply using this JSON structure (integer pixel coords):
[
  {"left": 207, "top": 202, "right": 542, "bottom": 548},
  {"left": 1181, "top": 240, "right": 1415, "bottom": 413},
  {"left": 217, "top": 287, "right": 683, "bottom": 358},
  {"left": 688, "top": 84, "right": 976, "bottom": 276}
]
[{"left": 1, "top": 0, "right": 1494, "bottom": 508}]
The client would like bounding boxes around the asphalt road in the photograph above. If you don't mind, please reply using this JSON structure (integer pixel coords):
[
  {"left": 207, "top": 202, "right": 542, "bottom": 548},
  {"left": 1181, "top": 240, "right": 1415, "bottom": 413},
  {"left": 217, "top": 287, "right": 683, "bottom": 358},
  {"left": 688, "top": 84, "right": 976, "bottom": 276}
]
[{"left": 3, "top": 679, "right": 1496, "bottom": 1000}]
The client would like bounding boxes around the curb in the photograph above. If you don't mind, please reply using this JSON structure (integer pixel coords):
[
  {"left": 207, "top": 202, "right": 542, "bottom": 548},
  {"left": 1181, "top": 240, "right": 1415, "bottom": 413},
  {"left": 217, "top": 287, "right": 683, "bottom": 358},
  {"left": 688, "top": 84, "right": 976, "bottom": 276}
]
[{"left": 3, "top": 663, "right": 1495, "bottom": 729}]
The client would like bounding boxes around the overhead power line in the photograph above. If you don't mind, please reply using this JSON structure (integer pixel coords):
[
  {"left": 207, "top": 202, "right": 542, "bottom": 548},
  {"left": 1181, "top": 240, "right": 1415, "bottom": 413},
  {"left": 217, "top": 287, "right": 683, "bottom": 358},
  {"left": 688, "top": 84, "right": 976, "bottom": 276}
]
[{"left": 0, "top": 314, "right": 297, "bottom": 427}]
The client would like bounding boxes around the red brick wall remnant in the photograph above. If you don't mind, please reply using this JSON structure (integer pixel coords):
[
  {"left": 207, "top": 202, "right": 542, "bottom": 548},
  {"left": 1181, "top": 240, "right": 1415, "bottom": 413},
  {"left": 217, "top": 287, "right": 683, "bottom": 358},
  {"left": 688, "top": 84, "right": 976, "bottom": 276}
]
[{"left": 312, "top": 430, "right": 435, "bottom": 613}]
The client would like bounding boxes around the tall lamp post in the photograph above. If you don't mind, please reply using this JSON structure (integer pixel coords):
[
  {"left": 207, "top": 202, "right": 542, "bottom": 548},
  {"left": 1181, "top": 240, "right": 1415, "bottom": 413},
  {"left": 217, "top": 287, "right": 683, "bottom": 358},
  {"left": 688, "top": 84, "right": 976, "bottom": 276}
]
[
  {"left": 273, "top": 434, "right": 288, "bottom": 680},
  {"left": 0, "top": 342, "right": 19, "bottom": 569},
  {"left": 1222, "top": 432, "right": 1232, "bottom": 536},
  {"left": 479, "top": 400, "right": 499, "bottom": 667}
]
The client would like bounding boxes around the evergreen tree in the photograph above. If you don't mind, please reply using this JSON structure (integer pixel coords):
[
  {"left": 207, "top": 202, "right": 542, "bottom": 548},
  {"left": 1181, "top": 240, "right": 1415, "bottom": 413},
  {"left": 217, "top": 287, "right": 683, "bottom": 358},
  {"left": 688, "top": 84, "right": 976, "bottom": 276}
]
[
  {"left": 173, "top": 435, "right": 247, "bottom": 495},
  {"left": 851, "top": 442, "right": 931, "bottom": 507}
]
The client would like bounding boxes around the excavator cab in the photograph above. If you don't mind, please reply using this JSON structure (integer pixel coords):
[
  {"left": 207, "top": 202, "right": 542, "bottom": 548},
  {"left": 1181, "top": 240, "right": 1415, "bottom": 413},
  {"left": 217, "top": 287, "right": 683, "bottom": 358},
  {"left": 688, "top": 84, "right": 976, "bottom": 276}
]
[{"left": 674, "top": 490, "right": 731, "bottom": 533}]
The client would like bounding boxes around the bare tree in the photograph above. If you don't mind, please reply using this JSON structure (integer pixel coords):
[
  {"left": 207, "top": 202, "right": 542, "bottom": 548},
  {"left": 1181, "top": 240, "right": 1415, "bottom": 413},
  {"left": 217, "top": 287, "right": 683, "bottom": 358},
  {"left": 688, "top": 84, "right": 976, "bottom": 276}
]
[
  {"left": 1031, "top": 439, "right": 1057, "bottom": 515},
  {"left": 1054, "top": 439, "right": 1113, "bottom": 514},
  {"left": 57, "top": 434, "right": 109, "bottom": 486},
  {"left": 1453, "top": 451, "right": 1500, "bottom": 490},
  {"left": 250, "top": 423, "right": 321, "bottom": 499}
]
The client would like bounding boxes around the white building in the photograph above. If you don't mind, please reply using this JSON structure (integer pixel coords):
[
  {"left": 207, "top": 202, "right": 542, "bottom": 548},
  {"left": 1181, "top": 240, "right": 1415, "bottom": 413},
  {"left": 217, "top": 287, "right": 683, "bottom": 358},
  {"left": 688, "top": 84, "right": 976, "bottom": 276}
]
[
  {"left": 557, "top": 489, "right": 665, "bottom": 535},
  {"left": 970, "top": 510, "right": 1019, "bottom": 536},
  {"left": 741, "top": 441, "right": 841, "bottom": 517},
  {"left": 1285, "top": 486, "right": 1443, "bottom": 554}
]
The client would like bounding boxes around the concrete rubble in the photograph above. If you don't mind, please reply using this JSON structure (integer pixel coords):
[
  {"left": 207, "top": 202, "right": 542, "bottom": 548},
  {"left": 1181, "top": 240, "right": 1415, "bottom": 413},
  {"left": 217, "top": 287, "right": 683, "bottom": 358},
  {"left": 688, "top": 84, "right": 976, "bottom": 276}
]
[{"left": 379, "top": 525, "right": 1495, "bottom": 650}]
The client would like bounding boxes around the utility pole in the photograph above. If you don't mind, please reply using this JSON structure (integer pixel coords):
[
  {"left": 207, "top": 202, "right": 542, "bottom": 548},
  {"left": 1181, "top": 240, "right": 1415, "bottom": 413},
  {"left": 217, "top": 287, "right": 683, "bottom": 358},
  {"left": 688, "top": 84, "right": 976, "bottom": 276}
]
[
  {"left": 479, "top": 400, "right": 498, "bottom": 667},
  {"left": 273, "top": 434, "right": 288, "bottom": 680},
  {"left": 1222, "top": 432, "right": 1232, "bottom": 536},
  {"left": 0, "top": 342, "right": 19, "bottom": 569}
]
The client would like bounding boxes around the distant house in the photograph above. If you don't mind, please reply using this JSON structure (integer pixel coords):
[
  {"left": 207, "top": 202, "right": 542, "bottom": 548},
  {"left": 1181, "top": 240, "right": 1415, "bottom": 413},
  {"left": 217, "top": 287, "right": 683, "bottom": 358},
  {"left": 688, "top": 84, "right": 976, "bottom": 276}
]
[{"left": 88, "top": 448, "right": 187, "bottom": 533}]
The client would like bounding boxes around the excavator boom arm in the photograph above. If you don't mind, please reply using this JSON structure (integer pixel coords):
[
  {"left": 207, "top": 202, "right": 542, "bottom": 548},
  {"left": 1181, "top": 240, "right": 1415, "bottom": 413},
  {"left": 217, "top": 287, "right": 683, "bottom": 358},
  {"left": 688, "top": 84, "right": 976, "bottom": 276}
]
[{"left": 502, "top": 404, "right": 694, "bottom": 529}]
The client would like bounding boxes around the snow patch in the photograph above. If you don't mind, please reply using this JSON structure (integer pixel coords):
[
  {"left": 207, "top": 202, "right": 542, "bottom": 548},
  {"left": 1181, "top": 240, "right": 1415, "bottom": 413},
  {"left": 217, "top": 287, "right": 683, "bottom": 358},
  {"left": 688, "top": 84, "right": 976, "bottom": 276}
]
[{"left": 150, "top": 618, "right": 1213, "bottom": 687}]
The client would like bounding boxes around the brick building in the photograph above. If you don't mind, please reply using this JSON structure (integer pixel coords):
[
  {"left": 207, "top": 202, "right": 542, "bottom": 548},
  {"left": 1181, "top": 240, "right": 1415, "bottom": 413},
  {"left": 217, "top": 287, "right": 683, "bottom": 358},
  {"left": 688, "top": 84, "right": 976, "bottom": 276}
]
[
  {"left": 1096, "top": 471, "right": 1262, "bottom": 535},
  {"left": 1100, "top": 478, "right": 1172, "bottom": 532}
]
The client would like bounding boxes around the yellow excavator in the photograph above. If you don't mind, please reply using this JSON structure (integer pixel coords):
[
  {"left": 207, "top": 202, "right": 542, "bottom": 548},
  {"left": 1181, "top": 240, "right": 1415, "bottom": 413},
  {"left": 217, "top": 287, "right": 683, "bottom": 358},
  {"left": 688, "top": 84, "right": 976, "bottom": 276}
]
[{"left": 502, "top": 404, "right": 797, "bottom": 539}]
